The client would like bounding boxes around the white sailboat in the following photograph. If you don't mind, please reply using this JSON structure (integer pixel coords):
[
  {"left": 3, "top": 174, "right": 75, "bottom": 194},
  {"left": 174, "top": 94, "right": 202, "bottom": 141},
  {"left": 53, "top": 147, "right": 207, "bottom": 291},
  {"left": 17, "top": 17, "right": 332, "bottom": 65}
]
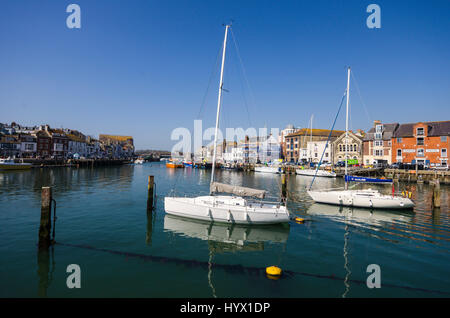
[
  {"left": 296, "top": 168, "right": 336, "bottom": 178},
  {"left": 296, "top": 115, "right": 336, "bottom": 177},
  {"left": 307, "top": 67, "right": 414, "bottom": 209},
  {"left": 254, "top": 161, "right": 282, "bottom": 174},
  {"left": 164, "top": 25, "right": 290, "bottom": 224}
]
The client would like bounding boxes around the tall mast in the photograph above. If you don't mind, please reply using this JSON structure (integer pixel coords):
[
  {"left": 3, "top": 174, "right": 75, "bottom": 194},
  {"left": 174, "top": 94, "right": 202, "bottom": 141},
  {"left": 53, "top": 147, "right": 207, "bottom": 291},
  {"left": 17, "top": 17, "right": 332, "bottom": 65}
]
[
  {"left": 310, "top": 114, "right": 313, "bottom": 162},
  {"left": 210, "top": 24, "right": 230, "bottom": 189},
  {"left": 345, "top": 67, "right": 350, "bottom": 190}
]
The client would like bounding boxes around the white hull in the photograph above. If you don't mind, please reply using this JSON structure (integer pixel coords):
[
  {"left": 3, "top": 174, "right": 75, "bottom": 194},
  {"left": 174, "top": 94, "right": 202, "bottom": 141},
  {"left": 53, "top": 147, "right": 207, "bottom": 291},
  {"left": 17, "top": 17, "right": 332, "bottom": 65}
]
[
  {"left": 164, "top": 195, "right": 290, "bottom": 225},
  {"left": 134, "top": 159, "right": 144, "bottom": 164},
  {"left": 296, "top": 169, "right": 336, "bottom": 178},
  {"left": 254, "top": 166, "right": 281, "bottom": 174},
  {"left": 307, "top": 189, "right": 414, "bottom": 209}
]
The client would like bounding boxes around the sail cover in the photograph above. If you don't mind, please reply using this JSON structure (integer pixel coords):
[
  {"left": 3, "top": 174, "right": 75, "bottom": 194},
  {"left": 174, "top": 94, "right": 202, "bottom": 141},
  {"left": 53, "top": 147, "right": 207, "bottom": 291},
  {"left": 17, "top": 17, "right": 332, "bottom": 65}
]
[{"left": 210, "top": 182, "right": 266, "bottom": 199}]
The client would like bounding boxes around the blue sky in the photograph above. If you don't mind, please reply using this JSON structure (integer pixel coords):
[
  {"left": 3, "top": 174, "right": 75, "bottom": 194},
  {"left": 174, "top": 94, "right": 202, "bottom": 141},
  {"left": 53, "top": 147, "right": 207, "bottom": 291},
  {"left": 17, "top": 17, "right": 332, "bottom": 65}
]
[{"left": 0, "top": 0, "right": 449, "bottom": 150}]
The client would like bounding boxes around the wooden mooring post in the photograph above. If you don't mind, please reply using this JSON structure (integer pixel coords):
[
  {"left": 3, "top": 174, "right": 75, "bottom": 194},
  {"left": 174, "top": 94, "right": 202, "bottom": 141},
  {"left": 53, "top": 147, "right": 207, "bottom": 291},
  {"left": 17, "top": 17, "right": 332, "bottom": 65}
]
[
  {"left": 147, "top": 176, "right": 155, "bottom": 211},
  {"left": 431, "top": 179, "right": 441, "bottom": 209},
  {"left": 38, "top": 187, "right": 52, "bottom": 250},
  {"left": 281, "top": 173, "right": 287, "bottom": 201}
]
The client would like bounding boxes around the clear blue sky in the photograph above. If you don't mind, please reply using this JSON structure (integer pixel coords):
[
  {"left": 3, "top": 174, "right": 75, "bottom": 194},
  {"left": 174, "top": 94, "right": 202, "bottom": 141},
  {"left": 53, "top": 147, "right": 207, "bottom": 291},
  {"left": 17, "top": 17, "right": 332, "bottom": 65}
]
[{"left": 1, "top": 0, "right": 449, "bottom": 150}]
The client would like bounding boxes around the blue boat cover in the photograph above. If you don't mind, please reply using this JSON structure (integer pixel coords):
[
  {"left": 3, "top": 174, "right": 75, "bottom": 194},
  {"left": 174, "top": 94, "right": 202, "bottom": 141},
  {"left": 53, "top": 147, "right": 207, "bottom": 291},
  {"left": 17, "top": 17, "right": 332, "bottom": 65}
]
[{"left": 345, "top": 175, "right": 393, "bottom": 183}]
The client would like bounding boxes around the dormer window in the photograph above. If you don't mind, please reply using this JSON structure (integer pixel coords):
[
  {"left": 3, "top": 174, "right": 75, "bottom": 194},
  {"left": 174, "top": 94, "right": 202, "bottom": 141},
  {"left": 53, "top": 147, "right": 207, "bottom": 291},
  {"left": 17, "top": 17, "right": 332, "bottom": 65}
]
[
  {"left": 375, "top": 132, "right": 382, "bottom": 140},
  {"left": 375, "top": 124, "right": 383, "bottom": 133},
  {"left": 416, "top": 127, "right": 424, "bottom": 136}
]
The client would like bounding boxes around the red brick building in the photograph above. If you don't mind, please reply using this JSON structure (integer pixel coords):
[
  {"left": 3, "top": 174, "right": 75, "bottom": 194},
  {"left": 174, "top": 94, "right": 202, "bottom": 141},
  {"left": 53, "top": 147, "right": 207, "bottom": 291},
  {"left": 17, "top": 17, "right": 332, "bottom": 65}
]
[
  {"left": 34, "top": 130, "right": 52, "bottom": 158},
  {"left": 392, "top": 121, "right": 449, "bottom": 168}
]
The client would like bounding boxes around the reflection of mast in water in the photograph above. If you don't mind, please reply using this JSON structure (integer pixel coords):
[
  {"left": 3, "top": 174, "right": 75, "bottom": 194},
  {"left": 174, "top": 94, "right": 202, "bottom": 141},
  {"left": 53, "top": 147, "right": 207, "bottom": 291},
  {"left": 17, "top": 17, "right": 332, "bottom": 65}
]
[
  {"left": 342, "top": 222, "right": 351, "bottom": 298},
  {"left": 208, "top": 250, "right": 217, "bottom": 298},
  {"left": 163, "top": 215, "right": 290, "bottom": 297}
]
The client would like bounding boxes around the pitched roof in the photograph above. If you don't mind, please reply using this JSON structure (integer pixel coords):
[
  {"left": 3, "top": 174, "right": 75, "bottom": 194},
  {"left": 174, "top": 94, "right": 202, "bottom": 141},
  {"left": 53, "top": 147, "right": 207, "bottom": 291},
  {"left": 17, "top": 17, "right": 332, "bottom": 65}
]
[
  {"left": 363, "top": 123, "right": 399, "bottom": 141},
  {"left": 393, "top": 121, "right": 450, "bottom": 138},
  {"left": 286, "top": 128, "right": 345, "bottom": 138}
]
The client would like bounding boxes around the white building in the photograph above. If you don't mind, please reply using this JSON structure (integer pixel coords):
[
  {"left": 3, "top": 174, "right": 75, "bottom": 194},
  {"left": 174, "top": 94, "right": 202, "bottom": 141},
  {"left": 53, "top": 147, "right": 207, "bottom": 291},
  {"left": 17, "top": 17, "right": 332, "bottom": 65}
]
[
  {"left": 19, "top": 134, "right": 37, "bottom": 157},
  {"left": 306, "top": 140, "right": 332, "bottom": 163}
]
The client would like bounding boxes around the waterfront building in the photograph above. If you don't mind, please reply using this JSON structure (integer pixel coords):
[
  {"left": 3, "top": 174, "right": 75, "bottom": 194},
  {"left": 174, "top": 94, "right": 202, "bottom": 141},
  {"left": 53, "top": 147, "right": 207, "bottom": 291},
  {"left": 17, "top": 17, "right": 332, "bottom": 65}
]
[
  {"left": 279, "top": 124, "right": 301, "bottom": 159},
  {"left": 392, "top": 121, "right": 450, "bottom": 168},
  {"left": 49, "top": 129, "right": 69, "bottom": 158},
  {"left": 67, "top": 131, "right": 87, "bottom": 158},
  {"left": 306, "top": 140, "right": 333, "bottom": 164},
  {"left": 0, "top": 135, "right": 21, "bottom": 157},
  {"left": 362, "top": 120, "right": 398, "bottom": 165},
  {"left": 222, "top": 141, "right": 243, "bottom": 163},
  {"left": 19, "top": 134, "right": 37, "bottom": 158},
  {"left": 285, "top": 128, "right": 344, "bottom": 163},
  {"left": 243, "top": 135, "right": 280, "bottom": 164},
  {"left": 332, "top": 131, "right": 364, "bottom": 165},
  {"left": 34, "top": 130, "right": 52, "bottom": 158},
  {"left": 99, "top": 134, "right": 135, "bottom": 158}
]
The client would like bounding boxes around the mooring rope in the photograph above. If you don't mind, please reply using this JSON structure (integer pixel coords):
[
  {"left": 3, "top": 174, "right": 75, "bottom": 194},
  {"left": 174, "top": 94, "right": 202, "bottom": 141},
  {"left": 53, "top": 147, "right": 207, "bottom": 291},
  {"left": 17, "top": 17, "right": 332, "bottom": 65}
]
[{"left": 55, "top": 241, "right": 450, "bottom": 296}]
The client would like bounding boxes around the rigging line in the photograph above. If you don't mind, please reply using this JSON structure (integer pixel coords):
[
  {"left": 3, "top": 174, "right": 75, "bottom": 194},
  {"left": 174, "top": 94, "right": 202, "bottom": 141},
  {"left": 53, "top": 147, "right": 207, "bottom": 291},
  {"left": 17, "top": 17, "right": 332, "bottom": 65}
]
[
  {"left": 231, "top": 41, "right": 252, "bottom": 127},
  {"left": 229, "top": 27, "right": 254, "bottom": 127},
  {"left": 308, "top": 91, "right": 347, "bottom": 190},
  {"left": 351, "top": 70, "right": 372, "bottom": 125},
  {"left": 196, "top": 41, "right": 224, "bottom": 119}
]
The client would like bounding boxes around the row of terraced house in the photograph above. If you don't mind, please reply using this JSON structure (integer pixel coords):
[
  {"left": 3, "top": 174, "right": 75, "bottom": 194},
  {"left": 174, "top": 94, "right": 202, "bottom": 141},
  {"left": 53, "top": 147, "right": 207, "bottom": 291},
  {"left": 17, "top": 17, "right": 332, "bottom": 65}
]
[
  {"left": 282, "top": 120, "right": 449, "bottom": 168},
  {"left": 0, "top": 122, "right": 134, "bottom": 159}
]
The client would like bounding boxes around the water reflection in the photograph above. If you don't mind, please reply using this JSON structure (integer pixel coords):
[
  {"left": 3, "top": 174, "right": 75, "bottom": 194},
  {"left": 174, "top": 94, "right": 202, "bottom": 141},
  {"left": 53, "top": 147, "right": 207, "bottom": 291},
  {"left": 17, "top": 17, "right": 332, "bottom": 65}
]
[
  {"left": 164, "top": 214, "right": 290, "bottom": 297},
  {"left": 163, "top": 214, "right": 290, "bottom": 251},
  {"left": 36, "top": 247, "right": 55, "bottom": 297},
  {"left": 0, "top": 166, "right": 134, "bottom": 200}
]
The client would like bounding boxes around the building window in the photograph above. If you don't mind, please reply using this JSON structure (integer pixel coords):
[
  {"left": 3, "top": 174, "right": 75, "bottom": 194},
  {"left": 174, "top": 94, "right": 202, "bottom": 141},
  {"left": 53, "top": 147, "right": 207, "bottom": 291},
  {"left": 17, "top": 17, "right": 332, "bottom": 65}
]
[
  {"left": 374, "top": 149, "right": 383, "bottom": 156},
  {"left": 441, "top": 136, "right": 447, "bottom": 142},
  {"left": 397, "top": 149, "right": 402, "bottom": 157},
  {"left": 375, "top": 133, "right": 382, "bottom": 140},
  {"left": 325, "top": 153, "right": 328, "bottom": 157},
  {"left": 442, "top": 148, "right": 448, "bottom": 157},
  {"left": 417, "top": 148, "right": 424, "bottom": 157},
  {"left": 416, "top": 127, "right": 424, "bottom": 136},
  {"left": 376, "top": 124, "right": 383, "bottom": 133},
  {"left": 397, "top": 138, "right": 402, "bottom": 143},
  {"left": 417, "top": 137, "right": 424, "bottom": 146},
  {"left": 339, "top": 145, "right": 342, "bottom": 152},
  {"left": 374, "top": 140, "right": 383, "bottom": 147}
]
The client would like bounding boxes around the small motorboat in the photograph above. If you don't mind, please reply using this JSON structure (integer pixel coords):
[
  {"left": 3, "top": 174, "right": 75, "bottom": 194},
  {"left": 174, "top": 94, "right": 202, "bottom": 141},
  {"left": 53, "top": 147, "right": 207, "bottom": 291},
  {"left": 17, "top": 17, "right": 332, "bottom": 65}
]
[{"left": 166, "top": 160, "right": 184, "bottom": 168}]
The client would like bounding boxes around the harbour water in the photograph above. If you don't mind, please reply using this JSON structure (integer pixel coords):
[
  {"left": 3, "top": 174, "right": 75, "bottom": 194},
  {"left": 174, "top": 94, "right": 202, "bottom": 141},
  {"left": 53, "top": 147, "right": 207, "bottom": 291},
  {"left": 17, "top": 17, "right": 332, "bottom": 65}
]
[{"left": 1, "top": 162, "right": 449, "bottom": 298}]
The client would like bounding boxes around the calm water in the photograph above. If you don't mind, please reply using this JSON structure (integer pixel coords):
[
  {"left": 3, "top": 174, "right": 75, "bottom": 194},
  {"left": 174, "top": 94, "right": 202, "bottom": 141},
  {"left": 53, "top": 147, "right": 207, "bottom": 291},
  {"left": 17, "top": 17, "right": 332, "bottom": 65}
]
[{"left": 1, "top": 163, "right": 449, "bottom": 298}]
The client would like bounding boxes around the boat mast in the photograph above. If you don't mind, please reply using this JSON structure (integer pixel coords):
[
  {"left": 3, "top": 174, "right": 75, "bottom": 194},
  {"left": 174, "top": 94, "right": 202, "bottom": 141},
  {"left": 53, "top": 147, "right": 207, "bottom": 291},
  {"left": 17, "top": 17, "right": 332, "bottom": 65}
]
[
  {"left": 345, "top": 67, "right": 350, "bottom": 190},
  {"left": 310, "top": 114, "right": 313, "bottom": 163},
  {"left": 210, "top": 24, "right": 230, "bottom": 190}
]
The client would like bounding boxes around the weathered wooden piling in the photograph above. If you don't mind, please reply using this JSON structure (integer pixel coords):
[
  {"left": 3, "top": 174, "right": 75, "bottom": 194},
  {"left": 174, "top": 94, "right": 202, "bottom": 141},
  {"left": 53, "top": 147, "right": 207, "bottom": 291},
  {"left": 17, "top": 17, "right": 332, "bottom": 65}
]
[
  {"left": 147, "top": 175, "right": 155, "bottom": 211},
  {"left": 281, "top": 174, "right": 287, "bottom": 200},
  {"left": 38, "top": 187, "right": 52, "bottom": 250},
  {"left": 432, "top": 179, "right": 441, "bottom": 209}
]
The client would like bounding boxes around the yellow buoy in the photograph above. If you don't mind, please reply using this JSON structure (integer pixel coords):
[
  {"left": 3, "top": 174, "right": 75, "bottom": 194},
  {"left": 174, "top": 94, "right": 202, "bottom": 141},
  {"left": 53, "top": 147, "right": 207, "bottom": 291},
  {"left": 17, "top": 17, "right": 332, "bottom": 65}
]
[
  {"left": 266, "top": 266, "right": 282, "bottom": 277},
  {"left": 295, "top": 217, "right": 305, "bottom": 224}
]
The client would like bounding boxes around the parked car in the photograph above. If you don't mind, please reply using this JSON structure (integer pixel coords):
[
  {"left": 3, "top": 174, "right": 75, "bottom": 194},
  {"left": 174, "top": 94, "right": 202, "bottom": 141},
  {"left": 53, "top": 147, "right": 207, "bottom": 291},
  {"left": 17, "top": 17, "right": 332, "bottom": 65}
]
[{"left": 335, "top": 161, "right": 345, "bottom": 167}]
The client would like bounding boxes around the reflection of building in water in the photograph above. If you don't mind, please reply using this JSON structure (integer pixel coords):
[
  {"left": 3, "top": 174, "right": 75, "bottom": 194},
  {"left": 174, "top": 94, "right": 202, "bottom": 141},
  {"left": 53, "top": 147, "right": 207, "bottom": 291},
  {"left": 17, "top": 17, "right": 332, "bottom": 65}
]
[{"left": 0, "top": 165, "right": 134, "bottom": 201}]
